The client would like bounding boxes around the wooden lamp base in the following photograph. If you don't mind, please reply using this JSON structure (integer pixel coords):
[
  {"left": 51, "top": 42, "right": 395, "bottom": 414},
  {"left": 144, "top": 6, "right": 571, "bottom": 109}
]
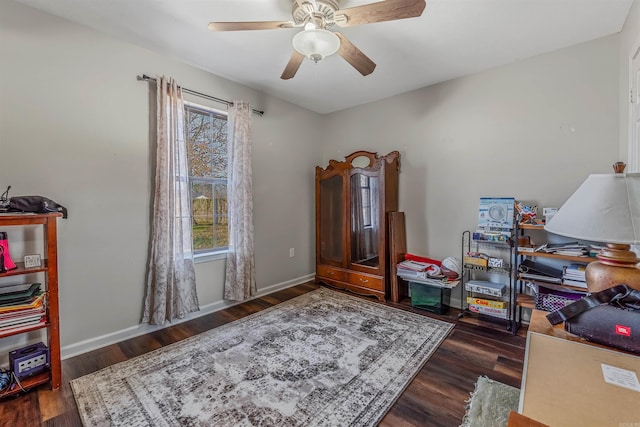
[{"left": 585, "top": 243, "right": 640, "bottom": 292}]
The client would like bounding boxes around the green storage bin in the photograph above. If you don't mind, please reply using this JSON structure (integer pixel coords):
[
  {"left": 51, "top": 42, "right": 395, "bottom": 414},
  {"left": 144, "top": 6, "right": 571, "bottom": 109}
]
[{"left": 409, "top": 281, "right": 451, "bottom": 314}]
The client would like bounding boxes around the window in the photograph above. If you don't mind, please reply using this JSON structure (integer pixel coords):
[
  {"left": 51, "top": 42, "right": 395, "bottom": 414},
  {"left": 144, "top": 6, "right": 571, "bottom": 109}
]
[{"left": 185, "top": 102, "right": 228, "bottom": 254}]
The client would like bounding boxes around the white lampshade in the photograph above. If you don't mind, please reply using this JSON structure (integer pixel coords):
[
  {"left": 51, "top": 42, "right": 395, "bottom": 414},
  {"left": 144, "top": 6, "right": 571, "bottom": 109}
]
[
  {"left": 292, "top": 29, "right": 340, "bottom": 63},
  {"left": 544, "top": 173, "right": 640, "bottom": 244}
]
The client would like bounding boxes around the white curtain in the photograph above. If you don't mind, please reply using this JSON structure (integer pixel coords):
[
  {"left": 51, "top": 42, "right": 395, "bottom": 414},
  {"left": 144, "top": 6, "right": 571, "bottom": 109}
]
[
  {"left": 224, "top": 102, "right": 256, "bottom": 301},
  {"left": 143, "top": 76, "right": 199, "bottom": 324}
]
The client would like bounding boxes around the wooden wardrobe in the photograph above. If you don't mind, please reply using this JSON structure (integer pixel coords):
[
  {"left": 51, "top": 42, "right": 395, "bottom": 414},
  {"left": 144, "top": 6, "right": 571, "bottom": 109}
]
[{"left": 315, "top": 150, "right": 400, "bottom": 301}]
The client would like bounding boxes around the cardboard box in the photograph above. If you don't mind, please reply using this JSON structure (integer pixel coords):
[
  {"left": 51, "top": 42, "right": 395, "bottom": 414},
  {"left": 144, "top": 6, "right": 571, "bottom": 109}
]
[
  {"left": 466, "top": 297, "right": 507, "bottom": 309},
  {"left": 465, "top": 280, "right": 506, "bottom": 297},
  {"left": 520, "top": 333, "right": 640, "bottom": 426},
  {"left": 468, "top": 303, "right": 509, "bottom": 319},
  {"left": 464, "top": 256, "right": 488, "bottom": 268}
]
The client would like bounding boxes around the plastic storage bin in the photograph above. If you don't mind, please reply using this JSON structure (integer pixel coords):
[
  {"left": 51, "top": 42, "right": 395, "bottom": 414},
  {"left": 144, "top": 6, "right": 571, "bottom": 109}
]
[
  {"left": 534, "top": 286, "right": 584, "bottom": 312},
  {"left": 409, "top": 281, "right": 451, "bottom": 314}
]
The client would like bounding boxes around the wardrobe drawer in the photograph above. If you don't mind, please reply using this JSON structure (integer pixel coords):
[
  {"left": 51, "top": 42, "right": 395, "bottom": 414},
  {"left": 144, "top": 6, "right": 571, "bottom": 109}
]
[
  {"left": 348, "top": 272, "right": 384, "bottom": 291},
  {"left": 317, "top": 265, "right": 347, "bottom": 282}
]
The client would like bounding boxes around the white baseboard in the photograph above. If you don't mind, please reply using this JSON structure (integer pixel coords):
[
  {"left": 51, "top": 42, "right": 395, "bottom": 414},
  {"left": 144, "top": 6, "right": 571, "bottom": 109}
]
[{"left": 61, "top": 274, "right": 315, "bottom": 360}]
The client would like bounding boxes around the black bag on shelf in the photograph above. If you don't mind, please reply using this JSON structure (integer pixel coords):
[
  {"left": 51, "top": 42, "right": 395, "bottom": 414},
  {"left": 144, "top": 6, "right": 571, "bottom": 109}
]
[
  {"left": 0, "top": 187, "right": 67, "bottom": 218},
  {"left": 546, "top": 284, "right": 640, "bottom": 353},
  {"left": 9, "top": 196, "right": 68, "bottom": 218}
]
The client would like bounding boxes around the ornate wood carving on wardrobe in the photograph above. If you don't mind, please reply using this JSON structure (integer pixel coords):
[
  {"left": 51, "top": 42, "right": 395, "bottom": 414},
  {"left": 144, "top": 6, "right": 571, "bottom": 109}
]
[{"left": 315, "top": 150, "right": 400, "bottom": 301}]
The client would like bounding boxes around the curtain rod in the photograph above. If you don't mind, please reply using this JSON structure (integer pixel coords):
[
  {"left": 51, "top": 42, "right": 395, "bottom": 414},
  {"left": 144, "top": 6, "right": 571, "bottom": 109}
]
[{"left": 137, "top": 74, "right": 264, "bottom": 116}]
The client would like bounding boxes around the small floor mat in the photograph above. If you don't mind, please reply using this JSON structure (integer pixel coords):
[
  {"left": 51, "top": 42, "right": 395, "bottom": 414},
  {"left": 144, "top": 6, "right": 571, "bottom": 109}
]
[{"left": 460, "top": 376, "right": 520, "bottom": 427}]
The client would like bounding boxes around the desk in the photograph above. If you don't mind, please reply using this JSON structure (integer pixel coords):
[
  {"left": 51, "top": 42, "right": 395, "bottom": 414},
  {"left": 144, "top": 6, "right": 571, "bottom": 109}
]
[{"left": 519, "top": 331, "right": 640, "bottom": 426}]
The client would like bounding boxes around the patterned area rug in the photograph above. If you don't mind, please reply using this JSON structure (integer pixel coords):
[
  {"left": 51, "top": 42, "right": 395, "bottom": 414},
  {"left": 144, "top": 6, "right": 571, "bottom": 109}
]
[
  {"left": 460, "top": 376, "right": 520, "bottom": 427},
  {"left": 71, "top": 288, "right": 453, "bottom": 426}
]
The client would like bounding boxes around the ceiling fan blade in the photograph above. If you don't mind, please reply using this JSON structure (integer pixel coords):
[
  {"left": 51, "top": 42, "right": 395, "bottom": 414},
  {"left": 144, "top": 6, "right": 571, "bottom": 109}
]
[
  {"left": 281, "top": 51, "right": 306, "bottom": 80},
  {"left": 335, "top": 32, "right": 376, "bottom": 76},
  {"left": 208, "top": 21, "right": 295, "bottom": 31},
  {"left": 335, "top": 0, "right": 426, "bottom": 27}
]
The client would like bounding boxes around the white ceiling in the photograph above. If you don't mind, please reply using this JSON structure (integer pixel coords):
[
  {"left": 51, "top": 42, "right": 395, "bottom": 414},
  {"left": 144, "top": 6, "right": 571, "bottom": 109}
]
[{"left": 15, "top": 0, "right": 633, "bottom": 114}]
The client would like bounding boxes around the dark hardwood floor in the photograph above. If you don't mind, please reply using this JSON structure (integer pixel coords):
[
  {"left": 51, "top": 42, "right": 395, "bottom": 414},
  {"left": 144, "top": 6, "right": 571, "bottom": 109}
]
[{"left": 0, "top": 283, "right": 527, "bottom": 426}]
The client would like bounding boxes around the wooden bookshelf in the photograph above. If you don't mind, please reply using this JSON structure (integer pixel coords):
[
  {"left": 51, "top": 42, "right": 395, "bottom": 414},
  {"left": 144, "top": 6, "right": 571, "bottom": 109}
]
[
  {"left": 0, "top": 371, "right": 51, "bottom": 398},
  {"left": 0, "top": 320, "right": 49, "bottom": 339},
  {"left": 519, "top": 223, "right": 546, "bottom": 230},
  {"left": 516, "top": 251, "right": 596, "bottom": 263},
  {"left": 0, "top": 213, "right": 62, "bottom": 393},
  {"left": 516, "top": 276, "right": 589, "bottom": 293},
  {"left": 0, "top": 261, "right": 49, "bottom": 278},
  {"left": 516, "top": 293, "right": 535, "bottom": 309},
  {"left": 513, "top": 222, "right": 596, "bottom": 334}
]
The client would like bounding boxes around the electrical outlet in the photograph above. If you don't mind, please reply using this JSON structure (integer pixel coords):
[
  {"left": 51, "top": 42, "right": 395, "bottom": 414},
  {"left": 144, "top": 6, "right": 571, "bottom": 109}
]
[{"left": 289, "top": 248, "right": 295, "bottom": 257}]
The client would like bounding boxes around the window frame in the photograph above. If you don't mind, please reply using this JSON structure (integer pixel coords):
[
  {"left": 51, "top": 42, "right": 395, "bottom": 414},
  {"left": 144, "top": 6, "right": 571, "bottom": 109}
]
[
  {"left": 184, "top": 101, "right": 229, "bottom": 262},
  {"left": 628, "top": 43, "right": 640, "bottom": 173}
]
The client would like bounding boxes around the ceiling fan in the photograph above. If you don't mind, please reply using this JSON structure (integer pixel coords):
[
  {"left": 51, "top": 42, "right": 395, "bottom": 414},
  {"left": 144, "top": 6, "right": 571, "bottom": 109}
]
[{"left": 208, "top": 0, "right": 427, "bottom": 80}]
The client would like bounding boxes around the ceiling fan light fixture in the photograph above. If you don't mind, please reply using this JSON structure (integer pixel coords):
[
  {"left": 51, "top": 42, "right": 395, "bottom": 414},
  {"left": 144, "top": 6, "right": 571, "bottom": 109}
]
[{"left": 292, "top": 29, "right": 340, "bottom": 63}]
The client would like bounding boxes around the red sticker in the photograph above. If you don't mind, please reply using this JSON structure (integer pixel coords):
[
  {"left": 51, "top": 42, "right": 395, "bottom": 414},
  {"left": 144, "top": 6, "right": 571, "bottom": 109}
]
[{"left": 615, "top": 324, "right": 631, "bottom": 337}]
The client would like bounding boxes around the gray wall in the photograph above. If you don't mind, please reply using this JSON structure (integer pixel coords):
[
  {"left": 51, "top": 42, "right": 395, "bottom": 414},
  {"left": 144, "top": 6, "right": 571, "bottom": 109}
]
[
  {"left": 0, "top": 0, "right": 631, "bottom": 359},
  {"left": 619, "top": 0, "right": 640, "bottom": 166},
  {"left": 322, "top": 35, "right": 621, "bottom": 266},
  {"left": 0, "top": 0, "right": 320, "bottom": 358}
]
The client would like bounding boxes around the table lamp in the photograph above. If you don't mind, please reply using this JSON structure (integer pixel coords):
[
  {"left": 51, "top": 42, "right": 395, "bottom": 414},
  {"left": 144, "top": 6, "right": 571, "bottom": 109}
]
[{"left": 544, "top": 165, "right": 640, "bottom": 292}]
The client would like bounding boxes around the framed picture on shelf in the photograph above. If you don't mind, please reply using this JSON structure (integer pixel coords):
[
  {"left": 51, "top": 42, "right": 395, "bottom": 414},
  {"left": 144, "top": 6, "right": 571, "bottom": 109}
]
[{"left": 24, "top": 254, "right": 41, "bottom": 269}]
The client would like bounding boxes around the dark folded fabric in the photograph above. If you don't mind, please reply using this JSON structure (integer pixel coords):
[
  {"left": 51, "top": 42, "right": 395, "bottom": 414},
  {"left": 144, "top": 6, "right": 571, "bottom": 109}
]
[{"left": 547, "top": 284, "right": 640, "bottom": 325}]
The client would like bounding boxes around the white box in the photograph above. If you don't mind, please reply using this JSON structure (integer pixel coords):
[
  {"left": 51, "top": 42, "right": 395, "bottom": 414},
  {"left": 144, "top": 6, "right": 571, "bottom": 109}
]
[
  {"left": 543, "top": 207, "right": 558, "bottom": 223},
  {"left": 465, "top": 280, "right": 506, "bottom": 297}
]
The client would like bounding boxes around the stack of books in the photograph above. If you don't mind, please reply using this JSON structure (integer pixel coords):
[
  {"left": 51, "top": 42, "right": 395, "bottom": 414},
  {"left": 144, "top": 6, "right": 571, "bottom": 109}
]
[
  {"left": 0, "top": 283, "right": 46, "bottom": 334},
  {"left": 562, "top": 264, "right": 588, "bottom": 288}
]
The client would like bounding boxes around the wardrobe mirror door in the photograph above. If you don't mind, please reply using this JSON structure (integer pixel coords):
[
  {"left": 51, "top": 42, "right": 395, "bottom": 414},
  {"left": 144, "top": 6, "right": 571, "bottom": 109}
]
[
  {"left": 319, "top": 174, "right": 344, "bottom": 263},
  {"left": 350, "top": 173, "right": 380, "bottom": 268}
]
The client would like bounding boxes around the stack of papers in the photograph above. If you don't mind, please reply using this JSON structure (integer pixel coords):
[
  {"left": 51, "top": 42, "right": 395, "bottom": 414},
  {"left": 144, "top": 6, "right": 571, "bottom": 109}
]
[
  {"left": 537, "top": 242, "right": 589, "bottom": 257},
  {"left": 0, "top": 284, "right": 46, "bottom": 334},
  {"left": 397, "top": 260, "right": 459, "bottom": 288},
  {"left": 398, "top": 260, "right": 433, "bottom": 271},
  {"left": 397, "top": 260, "right": 440, "bottom": 280}
]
